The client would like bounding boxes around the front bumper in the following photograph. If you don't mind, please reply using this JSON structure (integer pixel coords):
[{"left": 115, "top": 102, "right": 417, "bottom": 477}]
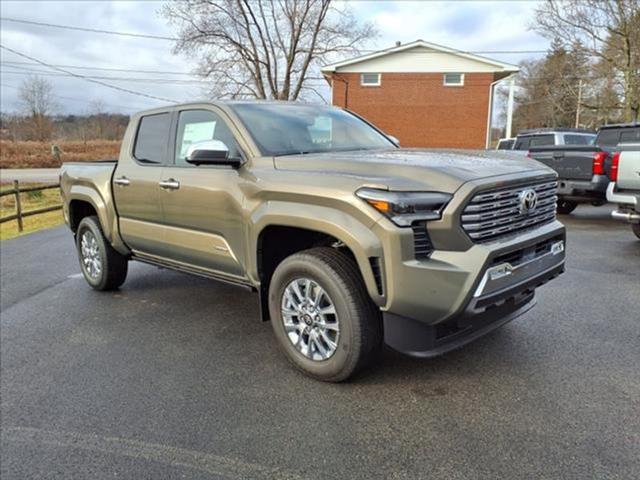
[
  {"left": 556, "top": 175, "right": 608, "bottom": 202},
  {"left": 378, "top": 221, "right": 566, "bottom": 357}
]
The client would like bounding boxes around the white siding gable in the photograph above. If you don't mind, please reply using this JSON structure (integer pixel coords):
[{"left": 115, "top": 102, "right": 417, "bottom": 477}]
[{"left": 337, "top": 46, "right": 505, "bottom": 73}]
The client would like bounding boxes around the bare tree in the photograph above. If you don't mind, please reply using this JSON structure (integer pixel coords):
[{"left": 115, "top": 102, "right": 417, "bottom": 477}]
[
  {"left": 533, "top": 0, "right": 640, "bottom": 121},
  {"left": 162, "top": 0, "right": 377, "bottom": 100},
  {"left": 18, "top": 76, "right": 57, "bottom": 117},
  {"left": 18, "top": 76, "right": 57, "bottom": 141}
]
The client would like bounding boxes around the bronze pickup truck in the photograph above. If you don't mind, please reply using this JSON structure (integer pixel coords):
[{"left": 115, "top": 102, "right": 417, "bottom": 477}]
[{"left": 60, "top": 101, "right": 566, "bottom": 381}]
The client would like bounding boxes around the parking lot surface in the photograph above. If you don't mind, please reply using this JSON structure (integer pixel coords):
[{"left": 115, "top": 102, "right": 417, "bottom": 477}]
[{"left": 1, "top": 205, "right": 639, "bottom": 479}]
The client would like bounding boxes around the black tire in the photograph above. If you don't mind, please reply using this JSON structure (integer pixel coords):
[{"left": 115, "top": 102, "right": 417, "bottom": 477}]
[
  {"left": 557, "top": 200, "right": 578, "bottom": 215},
  {"left": 268, "top": 247, "right": 382, "bottom": 382},
  {"left": 632, "top": 223, "right": 640, "bottom": 240},
  {"left": 76, "top": 215, "right": 128, "bottom": 291}
]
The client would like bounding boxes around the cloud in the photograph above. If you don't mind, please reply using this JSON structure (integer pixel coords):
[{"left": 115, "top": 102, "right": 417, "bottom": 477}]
[{"left": 0, "top": 0, "right": 549, "bottom": 115}]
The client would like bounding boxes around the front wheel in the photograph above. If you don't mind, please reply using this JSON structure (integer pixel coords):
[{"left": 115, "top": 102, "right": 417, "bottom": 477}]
[
  {"left": 632, "top": 223, "right": 640, "bottom": 240},
  {"left": 76, "top": 216, "right": 128, "bottom": 291},
  {"left": 268, "top": 247, "right": 382, "bottom": 382},
  {"left": 557, "top": 200, "right": 578, "bottom": 215}
]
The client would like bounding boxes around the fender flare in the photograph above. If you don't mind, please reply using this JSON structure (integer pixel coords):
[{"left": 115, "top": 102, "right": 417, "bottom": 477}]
[
  {"left": 249, "top": 201, "right": 385, "bottom": 304},
  {"left": 68, "top": 185, "right": 129, "bottom": 255}
]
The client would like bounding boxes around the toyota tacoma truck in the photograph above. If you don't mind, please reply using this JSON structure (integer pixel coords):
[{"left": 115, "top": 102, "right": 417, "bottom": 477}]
[
  {"left": 60, "top": 101, "right": 566, "bottom": 382},
  {"left": 607, "top": 143, "right": 640, "bottom": 239},
  {"left": 528, "top": 123, "right": 640, "bottom": 214}
]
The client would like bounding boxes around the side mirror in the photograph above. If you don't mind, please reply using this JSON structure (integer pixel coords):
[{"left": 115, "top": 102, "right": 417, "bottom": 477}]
[
  {"left": 185, "top": 140, "right": 242, "bottom": 168},
  {"left": 387, "top": 135, "right": 400, "bottom": 147}
]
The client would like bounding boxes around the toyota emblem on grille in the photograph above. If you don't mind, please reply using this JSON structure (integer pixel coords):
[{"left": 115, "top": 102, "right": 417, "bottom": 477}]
[{"left": 519, "top": 189, "right": 538, "bottom": 214}]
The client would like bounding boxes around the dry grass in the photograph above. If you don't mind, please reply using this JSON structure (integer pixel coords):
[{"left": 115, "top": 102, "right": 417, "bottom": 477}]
[
  {"left": 0, "top": 140, "right": 121, "bottom": 169},
  {"left": 0, "top": 183, "right": 64, "bottom": 240}
]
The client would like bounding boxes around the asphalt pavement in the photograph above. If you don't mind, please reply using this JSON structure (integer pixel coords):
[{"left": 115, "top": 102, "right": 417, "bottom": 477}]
[{"left": 1, "top": 205, "right": 639, "bottom": 479}]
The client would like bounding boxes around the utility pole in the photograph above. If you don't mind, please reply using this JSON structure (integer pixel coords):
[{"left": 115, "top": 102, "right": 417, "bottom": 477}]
[
  {"left": 505, "top": 76, "right": 515, "bottom": 139},
  {"left": 575, "top": 79, "right": 583, "bottom": 128}
]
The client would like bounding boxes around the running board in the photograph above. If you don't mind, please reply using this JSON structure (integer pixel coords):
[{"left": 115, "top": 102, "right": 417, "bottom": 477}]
[{"left": 131, "top": 251, "right": 255, "bottom": 291}]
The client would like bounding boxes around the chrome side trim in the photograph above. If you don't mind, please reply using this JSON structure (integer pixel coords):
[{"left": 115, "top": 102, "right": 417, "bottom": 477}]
[{"left": 473, "top": 240, "right": 565, "bottom": 298}]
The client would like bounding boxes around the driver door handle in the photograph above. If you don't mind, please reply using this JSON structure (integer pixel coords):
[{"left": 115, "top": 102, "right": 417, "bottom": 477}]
[
  {"left": 114, "top": 176, "right": 130, "bottom": 186},
  {"left": 159, "top": 179, "right": 180, "bottom": 190}
]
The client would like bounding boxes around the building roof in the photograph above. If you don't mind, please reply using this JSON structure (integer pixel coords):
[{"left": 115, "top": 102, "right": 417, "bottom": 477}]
[{"left": 321, "top": 40, "right": 520, "bottom": 75}]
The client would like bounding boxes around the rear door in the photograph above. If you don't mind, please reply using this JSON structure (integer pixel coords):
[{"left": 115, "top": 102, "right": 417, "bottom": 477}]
[
  {"left": 113, "top": 112, "right": 171, "bottom": 255},
  {"left": 156, "top": 107, "right": 247, "bottom": 278}
]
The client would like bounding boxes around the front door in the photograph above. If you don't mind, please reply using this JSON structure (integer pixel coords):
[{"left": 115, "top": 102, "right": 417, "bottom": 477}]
[
  {"left": 157, "top": 108, "right": 246, "bottom": 278},
  {"left": 113, "top": 112, "right": 171, "bottom": 256}
]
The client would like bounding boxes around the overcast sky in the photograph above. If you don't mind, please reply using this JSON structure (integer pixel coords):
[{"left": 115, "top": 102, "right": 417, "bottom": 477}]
[{"left": 0, "top": 0, "right": 548, "bottom": 116}]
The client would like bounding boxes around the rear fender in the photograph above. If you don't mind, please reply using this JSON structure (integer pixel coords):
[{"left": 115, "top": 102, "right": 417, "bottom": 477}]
[{"left": 68, "top": 185, "right": 129, "bottom": 255}]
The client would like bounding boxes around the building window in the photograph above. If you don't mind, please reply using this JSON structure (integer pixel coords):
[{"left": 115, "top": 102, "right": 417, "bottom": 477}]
[
  {"left": 443, "top": 73, "right": 464, "bottom": 86},
  {"left": 361, "top": 73, "right": 381, "bottom": 86}
]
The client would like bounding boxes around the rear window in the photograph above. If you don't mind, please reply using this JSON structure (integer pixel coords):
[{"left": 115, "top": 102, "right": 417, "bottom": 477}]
[
  {"left": 620, "top": 128, "right": 640, "bottom": 143},
  {"left": 516, "top": 134, "right": 555, "bottom": 149},
  {"left": 134, "top": 113, "right": 171, "bottom": 164},
  {"left": 596, "top": 127, "right": 640, "bottom": 147},
  {"left": 529, "top": 134, "right": 555, "bottom": 147},
  {"left": 564, "top": 134, "right": 594, "bottom": 145}
]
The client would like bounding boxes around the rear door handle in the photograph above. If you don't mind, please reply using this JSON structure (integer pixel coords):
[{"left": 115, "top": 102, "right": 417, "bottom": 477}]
[
  {"left": 159, "top": 179, "right": 180, "bottom": 190},
  {"left": 114, "top": 176, "right": 130, "bottom": 186}
]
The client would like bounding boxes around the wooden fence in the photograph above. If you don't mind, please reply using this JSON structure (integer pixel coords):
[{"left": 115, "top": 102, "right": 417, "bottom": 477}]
[{"left": 0, "top": 180, "right": 62, "bottom": 232}]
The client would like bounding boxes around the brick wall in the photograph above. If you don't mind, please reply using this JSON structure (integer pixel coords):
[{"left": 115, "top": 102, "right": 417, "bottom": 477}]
[{"left": 330, "top": 72, "right": 498, "bottom": 149}]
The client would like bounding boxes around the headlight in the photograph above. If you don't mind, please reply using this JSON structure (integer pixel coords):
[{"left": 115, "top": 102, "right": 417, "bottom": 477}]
[{"left": 356, "top": 188, "right": 452, "bottom": 227}]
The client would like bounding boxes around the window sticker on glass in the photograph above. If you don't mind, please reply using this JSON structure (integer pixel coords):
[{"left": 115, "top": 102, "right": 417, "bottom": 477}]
[{"left": 180, "top": 121, "right": 216, "bottom": 158}]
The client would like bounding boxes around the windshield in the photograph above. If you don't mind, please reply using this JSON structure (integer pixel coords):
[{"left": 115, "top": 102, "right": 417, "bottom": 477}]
[{"left": 230, "top": 103, "right": 396, "bottom": 156}]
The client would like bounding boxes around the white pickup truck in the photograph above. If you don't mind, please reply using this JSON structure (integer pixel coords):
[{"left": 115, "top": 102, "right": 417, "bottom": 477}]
[{"left": 607, "top": 143, "right": 640, "bottom": 239}]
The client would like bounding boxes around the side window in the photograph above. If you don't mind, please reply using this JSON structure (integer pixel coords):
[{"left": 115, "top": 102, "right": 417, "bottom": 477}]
[
  {"left": 596, "top": 129, "right": 620, "bottom": 147},
  {"left": 133, "top": 113, "right": 171, "bottom": 164},
  {"left": 514, "top": 137, "right": 530, "bottom": 150},
  {"left": 174, "top": 109, "right": 240, "bottom": 166},
  {"left": 307, "top": 116, "right": 332, "bottom": 146}
]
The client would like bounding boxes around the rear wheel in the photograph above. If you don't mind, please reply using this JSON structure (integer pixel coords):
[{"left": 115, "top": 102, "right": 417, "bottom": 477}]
[
  {"left": 268, "top": 247, "right": 382, "bottom": 382},
  {"left": 557, "top": 200, "right": 578, "bottom": 215},
  {"left": 76, "top": 216, "right": 128, "bottom": 291},
  {"left": 632, "top": 223, "right": 640, "bottom": 240}
]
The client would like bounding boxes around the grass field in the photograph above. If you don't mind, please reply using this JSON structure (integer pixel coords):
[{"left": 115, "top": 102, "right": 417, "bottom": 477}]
[
  {"left": 1, "top": 140, "right": 121, "bottom": 169},
  {"left": 0, "top": 183, "right": 64, "bottom": 241}
]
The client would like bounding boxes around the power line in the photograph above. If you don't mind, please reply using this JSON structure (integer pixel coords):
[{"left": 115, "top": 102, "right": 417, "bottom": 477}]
[
  {"left": 0, "top": 17, "right": 555, "bottom": 56},
  {"left": 1, "top": 60, "right": 197, "bottom": 76},
  {"left": 0, "top": 17, "right": 177, "bottom": 41},
  {"left": 0, "top": 44, "right": 178, "bottom": 103}
]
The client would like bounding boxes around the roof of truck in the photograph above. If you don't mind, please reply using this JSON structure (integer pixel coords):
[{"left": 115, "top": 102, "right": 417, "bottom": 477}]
[
  {"left": 598, "top": 122, "right": 639, "bottom": 129},
  {"left": 517, "top": 128, "right": 596, "bottom": 136}
]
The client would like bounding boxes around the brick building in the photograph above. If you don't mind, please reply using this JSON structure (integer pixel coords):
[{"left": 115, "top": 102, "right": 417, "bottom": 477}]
[{"left": 321, "top": 40, "right": 519, "bottom": 149}]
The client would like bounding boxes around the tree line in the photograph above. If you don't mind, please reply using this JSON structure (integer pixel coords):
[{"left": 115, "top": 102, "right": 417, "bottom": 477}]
[
  {"left": 512, "top": 0, "right": 639, "bottom": 131},
  {"left": 0, "top": 76, "right": 128, "bottom": 142}
]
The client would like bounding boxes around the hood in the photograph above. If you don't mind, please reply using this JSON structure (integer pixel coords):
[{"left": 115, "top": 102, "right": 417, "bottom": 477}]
[{"left": 274, "top": 148, "right": 551, "bottom": 193}]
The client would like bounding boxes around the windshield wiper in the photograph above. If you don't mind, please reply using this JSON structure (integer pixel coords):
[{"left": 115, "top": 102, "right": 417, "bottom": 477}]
[{"left": 136, "top": 157, "right": 161, "bottom": 164}]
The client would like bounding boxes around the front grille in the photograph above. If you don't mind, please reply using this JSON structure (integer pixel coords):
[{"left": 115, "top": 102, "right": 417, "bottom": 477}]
[{"left": 461, "top": 180, "right": 558, "bottom": 243}]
